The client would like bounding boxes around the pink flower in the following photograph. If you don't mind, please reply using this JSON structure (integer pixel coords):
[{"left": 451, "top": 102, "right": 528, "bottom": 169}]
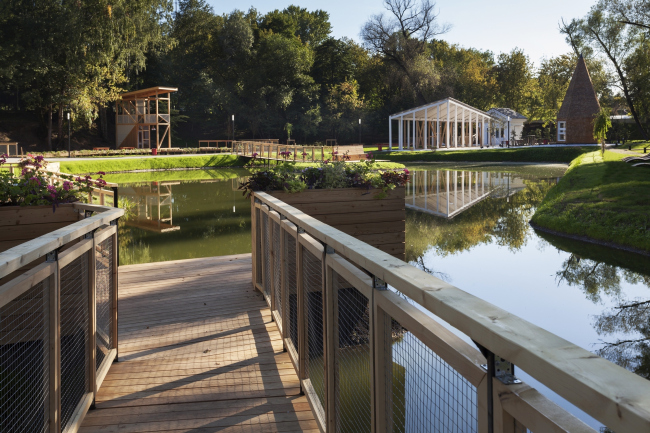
[
  {"left": 97, "top": 171, "right": 106, "bottom": 176},
  {"left": 404, "top": 168, "right": 410, "bottom": 174}
]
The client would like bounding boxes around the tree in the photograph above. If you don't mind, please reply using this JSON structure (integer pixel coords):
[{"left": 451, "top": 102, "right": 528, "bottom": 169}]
[
  {"left": 604, "top": 0, "right": 650, "bottom": 30},
  {"left": 0, "top": 0, "right": 173, "bottom": 149},
  {"left": 322, "top": 80, "right": 365, "bottom": 141},
  {"left": 361, "top": 0, "right": 450, "bottom": 105},
  {"left": 258, "top": 6, "right": 331, "bottom": 47},
  {"left": 560, "top": 5, "right": 648, "bottom": 139},
  {"left": 594, "top": 107, "right": 612, "bottom": 152},
  {"left": 494, "top": 48, "right": 537, "bottom": 116}
]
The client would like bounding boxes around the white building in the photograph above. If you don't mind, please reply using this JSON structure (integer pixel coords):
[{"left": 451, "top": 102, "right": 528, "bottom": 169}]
[
  {"left": 486, "top": 108, "right": 527, "bottom": 146},
  {"left": 388, "top": 98, "right": 493, "bottom": 150}
]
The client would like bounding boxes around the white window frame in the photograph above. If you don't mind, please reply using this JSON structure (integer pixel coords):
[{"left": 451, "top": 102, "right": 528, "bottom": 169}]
[{"left": 557, "top": 121, "right": 566, "bottom": 142}]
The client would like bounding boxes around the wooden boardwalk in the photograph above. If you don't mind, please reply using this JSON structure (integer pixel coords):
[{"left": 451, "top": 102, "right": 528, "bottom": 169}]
[{"left": 79, "top": 254, "right": 318, "bottom": 433}]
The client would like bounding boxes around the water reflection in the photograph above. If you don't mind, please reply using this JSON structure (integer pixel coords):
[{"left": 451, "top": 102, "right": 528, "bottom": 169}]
[
  {"left": 116, "top": 170, "right": 252, "bottom": 265},
  {"left": 405, "top": 169, "right": 536, "bottom": 219},
  {"left": 121, "top": 182, "right": 180, "bottom": 233},
  {"left": 404, "top": 164, "right": 650, "bottom": 428}
]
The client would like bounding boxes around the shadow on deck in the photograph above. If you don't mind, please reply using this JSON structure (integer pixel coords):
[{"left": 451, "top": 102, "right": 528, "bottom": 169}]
[{"left": 80, "top": 254, "right": 317, "bottom": 433}]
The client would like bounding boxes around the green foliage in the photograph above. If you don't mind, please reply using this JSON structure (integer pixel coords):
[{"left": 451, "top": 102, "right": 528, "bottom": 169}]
[
  {"left": 239, "top": 159, "right": 409, "bottom": 198},
  {"left": 0, "top": 155, "right": 104, "bottom": 206},
  {"left": 381, "top": 147, "right": 596, "bottom": 163},
  {"left": 594, "top": 107, "right": 613, "bottom": 150},
  {"left": 531, "top": 150, "right": 650, "bottom": 253}
]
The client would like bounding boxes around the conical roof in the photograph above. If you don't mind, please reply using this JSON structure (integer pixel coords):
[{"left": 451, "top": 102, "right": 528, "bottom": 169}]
[{"left": 557, "top": 55, "right": 601, "bottom": 119}]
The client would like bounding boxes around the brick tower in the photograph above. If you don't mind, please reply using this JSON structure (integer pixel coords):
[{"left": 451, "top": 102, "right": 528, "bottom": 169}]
[{"left": 556, "top": 54, "right": 601, "bottom": 144}]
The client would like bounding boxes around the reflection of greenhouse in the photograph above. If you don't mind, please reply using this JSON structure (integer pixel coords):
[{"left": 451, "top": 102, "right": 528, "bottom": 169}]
[
  {"left": 405, "top": 170, "right": 527, "bottom": 218},
  {"left": 121, "top": 182, "right": 181, "bottom": 232}
]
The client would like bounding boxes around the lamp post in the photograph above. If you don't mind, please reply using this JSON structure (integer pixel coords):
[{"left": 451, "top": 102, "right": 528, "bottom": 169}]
[
  {"left": 358, "top": 118, "right": 361, "bottom": 145},
  {"left": 507, "top": 116, "right": 511, "bottom": 148},
  {"left": 232, "top": 114, "right": 235, "bottom": 143},
  {"left": 65, "top": 109, "right": 71, "bottom": 157}
]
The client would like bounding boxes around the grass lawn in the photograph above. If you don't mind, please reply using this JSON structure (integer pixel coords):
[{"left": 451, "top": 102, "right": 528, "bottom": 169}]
[
  {"left": 375, "top": 146, "right": 596, "bottom": 163},
  {"left": 103, "top": 168, "right": 245, "bottom": 184},
  {"left": 531, "top": 150, "right": 650, "bottom": 254},
  {"left": 59, "top": 154, "right": 247, "bottom": 174}
]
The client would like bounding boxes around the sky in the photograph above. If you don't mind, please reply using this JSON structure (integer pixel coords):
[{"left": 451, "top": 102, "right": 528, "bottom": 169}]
[{"left": 206, "top": 0, "right": 597, "bottom": 66}]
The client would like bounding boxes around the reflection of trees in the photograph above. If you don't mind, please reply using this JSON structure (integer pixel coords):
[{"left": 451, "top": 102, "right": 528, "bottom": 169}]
[
  {"left": 556, "top": 255, "right": 621, "bottom": 302},
  {"left": 595, "top": 298, "right": 650, "bottom": 380},
  {"left": 406, "top": 179, "right": 554, "bottom": 261},
  {"left": 540, "top": 229, "right": 650, "bottom": 382}
]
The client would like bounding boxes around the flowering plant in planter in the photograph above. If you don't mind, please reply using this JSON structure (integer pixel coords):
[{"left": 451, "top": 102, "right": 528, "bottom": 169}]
[
  {"left": 240, "top": 157, "right": 409, "bottom": 199},
  {"left": 0, "top": 154, "right": 107, "bottom": 210}
]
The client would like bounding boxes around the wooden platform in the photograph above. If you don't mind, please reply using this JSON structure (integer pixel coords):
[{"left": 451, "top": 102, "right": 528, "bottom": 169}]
[{"left": 79, "top": 254, "right": 318, "bottom": 433}]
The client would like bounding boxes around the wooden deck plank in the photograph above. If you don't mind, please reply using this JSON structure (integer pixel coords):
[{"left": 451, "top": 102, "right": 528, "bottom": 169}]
[{"left": 80, "top": 254, "right": 315, "bottom": 433}]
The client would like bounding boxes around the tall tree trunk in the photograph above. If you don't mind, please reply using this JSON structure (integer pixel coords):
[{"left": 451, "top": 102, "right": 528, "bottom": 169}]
[
  {"left": 47, "top": 105, "right": 53, "bottom": 151},
  {"left": 590, "top": 29, "right": 649, "bottom": 140},
  {"left": 57, "top": 105, "right": 64, "bottom": 149},
  {"left": 15, "top": 85, "right": 19, "bottom": 112},
  {"left": 99, "top": 105, "right": 108, "bottom": 141}
]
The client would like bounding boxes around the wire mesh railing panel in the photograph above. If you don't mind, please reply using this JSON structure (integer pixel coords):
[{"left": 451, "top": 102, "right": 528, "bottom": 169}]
[
  {"left": 385, "top": 311, "right": 478, "bottom": 433},
  {"left": 302, "top": 247, "right": 325, "bottom": 422},
  {"left": 95, "top": 237, "right": 114, "bottom": 371},
  {"left": 284, "top": 230, "right": 298, "bottom": 355},
  {"left": 272, "top": 220, "right": 282, "bottom": 328},
  {"left": 334, "top": 271, "right": 372, "bottom": 433},
  {"left": 60, "top": 253, "right": 89, "bottom": 431},
  {"left": 262, "top": 212, "right": 271, "bottom": 302},
  {"left": 255, "top": 208, "right": 262, "bottom": 285},
  {"left": 0, "top": 280, "right": 50, "bottom": 433}
]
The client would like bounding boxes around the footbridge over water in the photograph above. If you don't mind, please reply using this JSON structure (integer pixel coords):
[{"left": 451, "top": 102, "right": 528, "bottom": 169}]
[{"left": 1, "top": 199, "right": 649, "bottom": 433}]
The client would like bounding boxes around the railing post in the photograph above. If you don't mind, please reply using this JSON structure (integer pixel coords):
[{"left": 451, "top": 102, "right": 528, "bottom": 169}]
[
  {"left": 478, "top": 346, "right": 525, "bottom": 433},
  {"left": 296, "top": 227, "right": 306, "bottom": 392},
  {"left": 372, "top": 276, "right": 389, "bottom": 433},
  {"left": 251, "top": 196, "right": 257, "bottom": 287},
  {"left": 280, "top": 215, "right": 288, "bottom": 349},
  {"left": 86, "top": 229, "right": 97, "bottom": 409},
  {"left": 111, "top": 219, "right": 119, "bottom": 361},
  {"left": 324, "top": 245, "right": 337, "bottom": 432},
  {"left": 47, "top": 249, "right": 61, "bottom": 433}
]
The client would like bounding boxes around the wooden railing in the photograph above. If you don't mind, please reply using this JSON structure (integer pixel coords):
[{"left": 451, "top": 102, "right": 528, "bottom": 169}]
[
  {"left": 234, "top": 141, "right": 331, "bottom": 162},
  {"left": 251, "top": 191, "right": 650, "bottom": 433},
  {"left": 0, "top": 204, "right": 123, "bottom": 433}
]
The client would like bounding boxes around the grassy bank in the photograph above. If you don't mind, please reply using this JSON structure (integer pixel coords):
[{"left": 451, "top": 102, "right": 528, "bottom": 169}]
[
  {"left": 531, "top": 150, "right": 650, "bottom": 254},
  {"left": 59, "top": 154, "right": 247, "bottom": 174},
  {"left": 379, "top": 146, "right": 595, "bottom": 163},
  {"left": 103, "top": 168, "right": 246, "bottom": 184}
]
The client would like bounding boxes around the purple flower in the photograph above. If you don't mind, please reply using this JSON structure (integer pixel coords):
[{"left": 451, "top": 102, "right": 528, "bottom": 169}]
[
  {"left": 97, "top": 171, "right": 106, "bottom": 176},
  {"left": 47, "top": 185, "right": 57, "bottom": 194},
  {"left": 63, "top": 181, "right": 72, "bottom": 191}
]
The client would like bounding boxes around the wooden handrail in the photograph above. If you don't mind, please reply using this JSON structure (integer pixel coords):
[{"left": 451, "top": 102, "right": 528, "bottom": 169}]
[
  {"left": 0, "top": 204, "right": 123, "bottom": 279},
  {"left": 254, "top": 191, "right": 650, "bottom": 432}
]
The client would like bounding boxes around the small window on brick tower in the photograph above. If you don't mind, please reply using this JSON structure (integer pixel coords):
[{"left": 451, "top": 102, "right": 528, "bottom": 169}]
[{"left": 558, "top": 121, "right": 566, "bottom": 141}]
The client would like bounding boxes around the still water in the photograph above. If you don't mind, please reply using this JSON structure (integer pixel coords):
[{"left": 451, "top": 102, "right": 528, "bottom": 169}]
[{"left": 114, "top": 164, "right": 649, "bottom": 430}]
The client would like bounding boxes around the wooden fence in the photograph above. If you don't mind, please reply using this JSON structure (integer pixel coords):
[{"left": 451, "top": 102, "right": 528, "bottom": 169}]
[
  {"left": 233, "top": 141, "right": 331, "bottom": 162},
  {"left": 252, "top": 191, "right": 650, "bottom": 433},
  {"left": 0, "top": 204, "right": 123, "bottom": 433}
]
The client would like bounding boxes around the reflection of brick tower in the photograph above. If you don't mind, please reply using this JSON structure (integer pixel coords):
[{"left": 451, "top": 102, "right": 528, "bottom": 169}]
[{"left": 556, "top": 54, "right": 601, "bottom": 144}]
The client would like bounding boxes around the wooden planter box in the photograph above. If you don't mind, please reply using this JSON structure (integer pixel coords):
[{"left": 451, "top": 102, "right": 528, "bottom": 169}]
[
  {"left": 0, "top": 203, "right": 84, "bottom": 254},
  {"left": 267, "top": 187, "right": 405, "bottom": 260}
]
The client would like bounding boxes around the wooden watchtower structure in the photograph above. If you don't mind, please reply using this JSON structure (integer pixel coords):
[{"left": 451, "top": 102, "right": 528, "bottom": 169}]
[{"left": 115, "top": 86, "right": 178, "bottom": 149}]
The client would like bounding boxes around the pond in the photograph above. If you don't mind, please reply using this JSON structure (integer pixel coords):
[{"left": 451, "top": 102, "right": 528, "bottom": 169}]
[{"left": 113, "top": 163, "right": 649, "bottom": 430}]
